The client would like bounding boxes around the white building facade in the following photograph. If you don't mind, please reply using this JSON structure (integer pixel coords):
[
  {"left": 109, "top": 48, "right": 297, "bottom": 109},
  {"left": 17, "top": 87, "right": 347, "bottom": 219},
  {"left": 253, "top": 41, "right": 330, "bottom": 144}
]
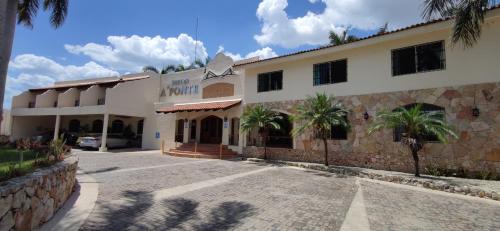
[{"left": 9, "top": 8, "right": 500, "bottom": 174}]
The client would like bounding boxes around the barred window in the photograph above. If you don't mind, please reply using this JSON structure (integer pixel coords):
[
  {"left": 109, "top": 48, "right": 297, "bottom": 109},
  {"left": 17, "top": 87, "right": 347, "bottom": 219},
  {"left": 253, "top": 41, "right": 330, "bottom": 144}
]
[
  {"left": 392, "top": 41, "right": 445, "bottom": 76},
  {"left": 313, "top": 59, "right": 347, "bottom": 85},
  {"left": 258, "top": 71, "right": 283, "bottom": 92}
]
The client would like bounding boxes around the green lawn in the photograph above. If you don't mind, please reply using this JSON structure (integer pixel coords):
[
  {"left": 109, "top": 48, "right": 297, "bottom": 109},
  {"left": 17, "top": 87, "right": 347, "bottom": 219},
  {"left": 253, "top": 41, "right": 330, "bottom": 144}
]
[{"left": 0, "top": 147, "right": 48, "bottom": 182}]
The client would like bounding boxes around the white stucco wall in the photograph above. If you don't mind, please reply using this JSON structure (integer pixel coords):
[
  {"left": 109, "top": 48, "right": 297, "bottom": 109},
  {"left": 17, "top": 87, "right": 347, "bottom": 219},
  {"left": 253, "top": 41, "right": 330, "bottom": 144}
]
[
  {"left": 58, "top": 88, "right": 80, "bottom": 107},
  {"left": 243, "top": 12, "right": 500, "bottom": 104},
  {"left": 12, "top": 91, "right": 36, "bottom": 109},
  {"left": 10, "top": 116, "right": 56, "bottom": 140},
  {"left": 1, "top": 110, "right": 11, "bottom": 136},
  {"left": 35, "top": 90, "right": 58, "bottom": 108},
  {"left": 80, "top": 85, "right": 105, "bottom": 106}
]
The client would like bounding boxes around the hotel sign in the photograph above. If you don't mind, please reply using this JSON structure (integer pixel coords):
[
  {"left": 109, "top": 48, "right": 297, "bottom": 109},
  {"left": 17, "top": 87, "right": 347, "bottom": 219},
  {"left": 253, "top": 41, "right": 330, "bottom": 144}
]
[{"left": 167, "top": 79, "right": 199, "bottom": 96}]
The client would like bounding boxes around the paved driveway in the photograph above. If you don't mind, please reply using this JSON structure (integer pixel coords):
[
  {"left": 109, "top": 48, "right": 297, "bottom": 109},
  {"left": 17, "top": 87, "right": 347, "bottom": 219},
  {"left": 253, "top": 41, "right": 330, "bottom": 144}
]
[{"left": 74, "top": 150, "right": 500, "bottom": 231}]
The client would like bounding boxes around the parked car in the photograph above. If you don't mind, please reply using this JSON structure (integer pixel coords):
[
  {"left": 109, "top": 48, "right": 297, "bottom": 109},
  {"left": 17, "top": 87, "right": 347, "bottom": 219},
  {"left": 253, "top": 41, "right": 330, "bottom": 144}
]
[{"left": 79, "top": 135, "right": 130, "bottom": 149}]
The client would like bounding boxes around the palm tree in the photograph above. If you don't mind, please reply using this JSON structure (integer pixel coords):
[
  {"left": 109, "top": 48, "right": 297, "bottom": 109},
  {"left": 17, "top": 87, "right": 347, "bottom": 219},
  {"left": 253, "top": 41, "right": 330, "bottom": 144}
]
[
  {"left": 291, "top": 93, "right": 350, "bottom": 166},
  {"left": 142, "top": 65, "right": 176, "bottom": 74},
  {"left": 240, "top": 104, "right": 282, "bottom": 159},
  {"left": 368, "top": 104, "right": 458, "bottom": 177},
  {"left": 422, "top": 0, "right": 498, "bottom": 47},
  {"left": 329, "top": 28, "right": 358, "bottom": 45},
  {"left": 0, "top": 0, "right": 68, "bottom": 122},
  {"left": 377, "top": 22, "right": 389, "bottom": 35}
]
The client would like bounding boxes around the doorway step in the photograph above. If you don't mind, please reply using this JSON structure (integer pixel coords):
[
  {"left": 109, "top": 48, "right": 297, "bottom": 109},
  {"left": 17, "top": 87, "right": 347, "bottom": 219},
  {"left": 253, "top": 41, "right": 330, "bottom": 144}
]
[{"left": 168, "top": 143, "right": 238, "bottom": 160}]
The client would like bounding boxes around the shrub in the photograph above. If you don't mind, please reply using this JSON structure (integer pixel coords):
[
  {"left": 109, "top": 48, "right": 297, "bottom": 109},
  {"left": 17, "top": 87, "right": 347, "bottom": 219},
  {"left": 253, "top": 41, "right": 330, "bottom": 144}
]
[{"left": 48, "top": 136, "right": 71, "bottom": 161}]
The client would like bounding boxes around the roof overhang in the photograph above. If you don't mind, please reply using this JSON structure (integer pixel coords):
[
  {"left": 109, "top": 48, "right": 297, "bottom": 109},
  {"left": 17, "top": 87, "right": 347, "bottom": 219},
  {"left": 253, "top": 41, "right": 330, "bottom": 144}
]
[{"left": 156, "top": 99, "right": 242, "bottom": 114}]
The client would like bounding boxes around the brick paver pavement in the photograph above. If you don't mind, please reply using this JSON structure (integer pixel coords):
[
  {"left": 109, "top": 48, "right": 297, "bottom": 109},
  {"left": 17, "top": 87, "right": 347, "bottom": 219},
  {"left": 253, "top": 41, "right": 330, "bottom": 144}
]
[{"left": 75, "top": 150, "right": 500, "bottom": 231}]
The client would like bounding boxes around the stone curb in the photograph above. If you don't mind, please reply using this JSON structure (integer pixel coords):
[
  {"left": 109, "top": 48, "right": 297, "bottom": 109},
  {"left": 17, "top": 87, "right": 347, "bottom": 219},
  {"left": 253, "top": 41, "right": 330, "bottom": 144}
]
[
  {"left": 245, "top": 158, "right": 500, "bottom": 201},
  {"left": 0, "top": 155, "right": 79, "bottom": 231}
]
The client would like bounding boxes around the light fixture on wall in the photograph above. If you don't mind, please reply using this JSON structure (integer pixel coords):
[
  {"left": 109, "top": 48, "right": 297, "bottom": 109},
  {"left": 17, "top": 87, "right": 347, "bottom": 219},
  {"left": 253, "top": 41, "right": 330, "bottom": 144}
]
[
  {"left": 472, "top": 107, "right": 480, "bottom": 117},
  {"left": 363, "top": 112, "right": 370, "bottom": 120},
  {"left": 472, "top": 85, "right": 480, "bottom": 117}
]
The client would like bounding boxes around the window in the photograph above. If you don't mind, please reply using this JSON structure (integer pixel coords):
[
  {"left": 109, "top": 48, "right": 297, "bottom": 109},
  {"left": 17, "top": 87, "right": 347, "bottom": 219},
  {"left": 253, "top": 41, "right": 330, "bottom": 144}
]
[
  {"left": 393, "top": 103, "right": 445, "bottom": 142},
  {"left": 331, "top": 116, "right": 348, "bottom": 140},
  {"left": 137, "top": 120, "right": 144, "bottom": 135},
  {"left": 258, "top": 71, "right": 283, "bottom": 92},
  {"left": 313, "top": 59, "right": 347, "bottom": 86},
  {"left": 92, "top": 120, "right": 103, "bottom": 133},
  {"left": 392, "top": 41, "right": 445, "bottom": 76},
  {"left": 69, "top": 120, "right": 80, "bottom": 133},
  {"left": 111, "top": 120, "right": 124, "bottom": 133}
]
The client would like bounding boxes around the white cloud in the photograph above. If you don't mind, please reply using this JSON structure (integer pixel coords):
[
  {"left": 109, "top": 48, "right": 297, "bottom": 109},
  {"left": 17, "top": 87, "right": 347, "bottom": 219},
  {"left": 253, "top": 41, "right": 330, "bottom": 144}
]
[
  {"left": 65, "top": 34, "right": 208, "bottom": 72},
  {"left": 254, "top": 0, "right": 423, "bottom": 48},
  {"left": 217, "top": 46, "right": 278, "bottom": 61},
  {"left": 4, "top": 54, "right": 118, "bottom": 108}
]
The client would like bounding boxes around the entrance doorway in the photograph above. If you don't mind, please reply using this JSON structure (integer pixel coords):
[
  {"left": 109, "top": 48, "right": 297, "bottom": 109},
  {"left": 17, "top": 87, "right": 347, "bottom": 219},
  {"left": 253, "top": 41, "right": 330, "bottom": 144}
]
[
  {"left": 175, "top": 120, "right": 184, "bottom": 142},
  {"left": 200, "top": 116, "right": 223, "bottom": 144}
]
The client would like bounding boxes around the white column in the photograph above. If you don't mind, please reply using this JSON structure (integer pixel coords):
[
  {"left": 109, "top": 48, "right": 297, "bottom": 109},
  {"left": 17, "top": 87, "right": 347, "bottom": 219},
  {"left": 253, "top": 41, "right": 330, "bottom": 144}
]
[
  {"left": 183, "top": 119, "right": 189, "bottom": 143},
  {"left": 99, "top": 113, "right": 109, "bottom": 152},
  {"left": 53, "top": 115, "right": 61, "bottom": 140},
  {"left": 222, "top": 117, "right": 229, "bottom": 145}
]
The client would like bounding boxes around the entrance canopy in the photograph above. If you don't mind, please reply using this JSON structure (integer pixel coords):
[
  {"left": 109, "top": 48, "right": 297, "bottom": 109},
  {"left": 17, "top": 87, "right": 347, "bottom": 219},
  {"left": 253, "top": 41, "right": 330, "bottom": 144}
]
[{"left": 156, "top": 99, "right": 241, "bottom": 114}]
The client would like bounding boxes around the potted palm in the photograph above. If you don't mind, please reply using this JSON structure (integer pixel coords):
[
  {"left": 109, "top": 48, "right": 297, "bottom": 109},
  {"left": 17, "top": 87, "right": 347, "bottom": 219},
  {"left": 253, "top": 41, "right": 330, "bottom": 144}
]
[
  {"left": 368, "top": 104, "right": 458, "bottom": 177},
  {"left": 291, "top": 93, "right": 350, "bottom": 166},
  {"left": 240, "top": 104, "right": 281, "bottom": 159}
]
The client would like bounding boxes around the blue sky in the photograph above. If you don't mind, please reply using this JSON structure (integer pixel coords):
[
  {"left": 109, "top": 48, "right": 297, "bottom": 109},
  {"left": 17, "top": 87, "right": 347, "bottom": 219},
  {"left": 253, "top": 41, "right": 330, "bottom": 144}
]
[{"left": 6, "top": 0, "right": 424, "bottom": 108}]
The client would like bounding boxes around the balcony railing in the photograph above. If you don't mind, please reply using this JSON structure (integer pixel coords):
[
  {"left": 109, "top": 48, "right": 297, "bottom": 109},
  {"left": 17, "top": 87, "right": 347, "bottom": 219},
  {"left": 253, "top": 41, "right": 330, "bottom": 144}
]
[
  {"left": 74, "top": 100, "right": 80, "bottom": 107},
  {"left": 97, "top": 98, "right": 105, "bottom": 105},
  {"left": 28, "top": 102, "right": 35, "bottom": 108}
]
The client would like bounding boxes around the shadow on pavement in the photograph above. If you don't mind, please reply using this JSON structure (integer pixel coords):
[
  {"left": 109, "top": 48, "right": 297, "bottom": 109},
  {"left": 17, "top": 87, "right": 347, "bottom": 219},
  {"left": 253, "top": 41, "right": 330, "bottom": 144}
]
[
  {"left": 78, "top": 167, "right": 120, "bottom": 175},
  {"left": 81, "top": 191, "right": 255, "bottom": 231}
]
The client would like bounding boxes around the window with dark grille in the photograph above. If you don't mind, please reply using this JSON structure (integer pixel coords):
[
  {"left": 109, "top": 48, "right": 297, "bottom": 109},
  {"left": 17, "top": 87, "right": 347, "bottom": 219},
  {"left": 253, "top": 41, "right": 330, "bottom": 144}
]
[
  {"left": 330, "top": 115, "right": 348, "bottom": 140},
  {"left": 393, "top": 103, "right": 445, "bottom": 142},
  {"left": 257, "top": 71, "right": 283, "bottom": 92},
  {"left": 392, "top": 41, "right": 445, "bottom": 76},
  {"left": 313, "top": 59, "right": 347, "bottom": 86}
]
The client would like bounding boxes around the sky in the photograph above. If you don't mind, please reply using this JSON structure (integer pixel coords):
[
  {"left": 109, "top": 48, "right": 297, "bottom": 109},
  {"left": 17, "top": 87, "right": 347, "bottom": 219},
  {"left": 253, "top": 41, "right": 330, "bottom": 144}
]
[{"left": 6, "top": 0, "right": 425, "bottom": 108}]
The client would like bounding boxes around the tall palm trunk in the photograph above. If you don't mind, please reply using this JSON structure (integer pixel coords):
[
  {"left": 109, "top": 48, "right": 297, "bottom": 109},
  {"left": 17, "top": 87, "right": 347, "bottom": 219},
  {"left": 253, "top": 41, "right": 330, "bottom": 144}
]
[
  {"left": 0, "top": 0, "right": 17, "bottom": 122},
  {"left": 262, "top": 133, "right": 267, "bottom": 160},
  {"left": 411, "top": 148, "right": 420, "bottom": 177},
  {"left": 323, "top": 138, "right": 329, "bottom": 166}
]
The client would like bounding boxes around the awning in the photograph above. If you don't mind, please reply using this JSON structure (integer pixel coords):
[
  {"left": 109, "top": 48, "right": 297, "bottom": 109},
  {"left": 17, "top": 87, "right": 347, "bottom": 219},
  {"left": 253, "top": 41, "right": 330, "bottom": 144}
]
[{"left": 156, "top": 99, "right": 241, "bottom": 114}]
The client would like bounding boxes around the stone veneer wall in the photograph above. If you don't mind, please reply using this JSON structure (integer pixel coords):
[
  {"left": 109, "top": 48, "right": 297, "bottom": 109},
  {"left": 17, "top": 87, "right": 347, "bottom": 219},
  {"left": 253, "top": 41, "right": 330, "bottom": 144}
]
[
  {"left": 243, "top": 82, "right": 500, "bottom": 175},
  {"left": 0, "top": 156, "right": 78, "bottom": 231}
]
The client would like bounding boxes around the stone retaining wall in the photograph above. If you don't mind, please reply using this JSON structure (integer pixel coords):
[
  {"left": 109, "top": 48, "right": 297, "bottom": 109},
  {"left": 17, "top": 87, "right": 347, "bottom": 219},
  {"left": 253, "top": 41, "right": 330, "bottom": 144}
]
[
  {"left": 243, "top": 82, "right": 500, "bottom": 176},
  {"left": 0, "top": 156, "right": 78, "bottom": 231}
]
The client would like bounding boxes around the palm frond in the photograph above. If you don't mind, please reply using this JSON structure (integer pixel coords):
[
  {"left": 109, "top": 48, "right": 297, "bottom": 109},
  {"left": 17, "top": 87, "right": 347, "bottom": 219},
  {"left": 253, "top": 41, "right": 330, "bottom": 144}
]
[
  {"left": 377, "top": 22, "right": 389, "bottom": 35},
  {"left": 291, "top": 93, "right": 350, "bottom": 139},
  {"left": 452, "top": 0, "right": 488, "bottom": 47},
  {"left": 142, "top": 66, "right": 159, "bottom": 73},
  {"left": 17, "top": 0, "right": 40, "bottom": 28},
  {"left": 422, "top": 0, "right": 456, "bottom": 20},
  {"left": 43, "top": 0, "right": 68, "bottom": 28},
  {"left": 240, "top": 104, "right": 281, "bottom": 133},
  {"left": 369, "top": 103, "right": 457, "bottom": 143}
]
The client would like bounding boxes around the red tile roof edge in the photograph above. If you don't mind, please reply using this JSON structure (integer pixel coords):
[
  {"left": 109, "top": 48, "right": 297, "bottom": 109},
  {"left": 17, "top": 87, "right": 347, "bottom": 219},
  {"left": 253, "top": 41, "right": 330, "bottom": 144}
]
[
  {"left": 29, "top": 75, "right": 150, "bottom": 92},
  {"left": 156, "top": 99, "right": 242, "bottom": 114}
]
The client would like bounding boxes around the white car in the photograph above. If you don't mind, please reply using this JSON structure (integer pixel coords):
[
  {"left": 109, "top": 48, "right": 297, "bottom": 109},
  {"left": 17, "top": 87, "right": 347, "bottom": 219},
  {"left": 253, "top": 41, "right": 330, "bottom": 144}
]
[{"left": 79, "top": 136, "right": 130, "bottom": 149}]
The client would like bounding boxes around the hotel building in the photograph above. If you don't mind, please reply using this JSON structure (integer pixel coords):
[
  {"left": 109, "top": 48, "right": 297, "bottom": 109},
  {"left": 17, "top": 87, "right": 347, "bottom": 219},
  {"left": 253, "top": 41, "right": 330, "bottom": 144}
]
[{"left": 10, "top": 7, "right": 500, "bottom": 174}]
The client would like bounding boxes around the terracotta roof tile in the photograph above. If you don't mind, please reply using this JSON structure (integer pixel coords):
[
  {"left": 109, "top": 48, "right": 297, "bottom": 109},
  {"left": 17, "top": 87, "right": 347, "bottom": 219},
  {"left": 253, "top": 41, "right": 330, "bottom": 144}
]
[
  {"left": 157, "top": 99, "right": 241, "bottom": 114},
  {"left": 29, "top": 75, "right": 150, "bottom": 92}
]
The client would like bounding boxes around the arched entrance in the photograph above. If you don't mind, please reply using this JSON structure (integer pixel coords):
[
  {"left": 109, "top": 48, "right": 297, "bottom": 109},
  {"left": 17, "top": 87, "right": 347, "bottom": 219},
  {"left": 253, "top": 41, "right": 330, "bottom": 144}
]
[
  {"left": 267, "top": 113, "right": 293, "bottom": 149},
  {"left": 200, "top": 116, "right": 223, "bottom": 144},
  {"left": 230, "top": 118, "right": 240, "bottom": 146}
]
